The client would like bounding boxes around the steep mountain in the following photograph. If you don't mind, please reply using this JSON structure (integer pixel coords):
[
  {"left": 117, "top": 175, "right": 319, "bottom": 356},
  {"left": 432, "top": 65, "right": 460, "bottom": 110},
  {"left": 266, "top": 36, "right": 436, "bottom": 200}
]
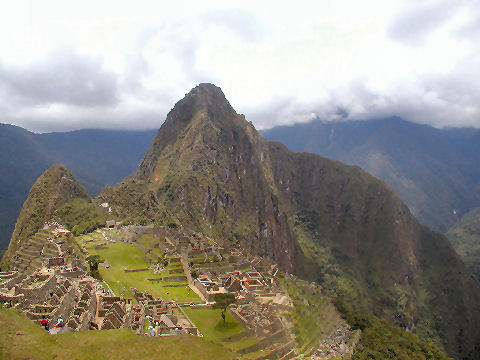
[
  {"left": 0, "top": 164, "right": 90, "bottom": 269},
  {"left": 100, "top": 84, "right": 480, "bottom": 359},
  {"left": 0, "top": 124, "right": 156, "bottom": 250},
  {"left": 261, "top": 118, "right": 480, "bottom": 232},
  {"left": 446, "top": 207, "right": 480, "bottom": 280}
]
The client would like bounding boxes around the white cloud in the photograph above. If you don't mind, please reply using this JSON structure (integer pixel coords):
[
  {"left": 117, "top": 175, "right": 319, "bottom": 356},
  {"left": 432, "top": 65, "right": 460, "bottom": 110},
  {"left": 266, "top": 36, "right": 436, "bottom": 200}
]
[{"left": 0, "top": 0, "right": 479, "bottom": 132}]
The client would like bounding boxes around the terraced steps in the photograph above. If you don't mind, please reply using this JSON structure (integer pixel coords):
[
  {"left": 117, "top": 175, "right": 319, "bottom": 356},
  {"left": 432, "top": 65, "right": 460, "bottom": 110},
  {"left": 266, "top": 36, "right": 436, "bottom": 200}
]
[
  {"left": 22, "top": 248, "right": 41, "bottom": 257},
  {"left": 283, "top": 276, "right": 354, "bottom": 358},
  {"left": 30, "top": 258, "right": 43, "bottom": 269}
]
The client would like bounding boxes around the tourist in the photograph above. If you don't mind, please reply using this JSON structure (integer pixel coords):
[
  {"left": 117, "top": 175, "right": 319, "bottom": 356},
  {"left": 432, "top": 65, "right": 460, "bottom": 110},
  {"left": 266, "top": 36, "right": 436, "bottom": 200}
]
[
  {"left": 149, "top": 325, "right": 155, "bottom": 336},
  {"left": 56, "top": 317, "right": 63, "bottom": 328},
  {"left": 40, "top": 316, "right": 49, "bottom": 331}
]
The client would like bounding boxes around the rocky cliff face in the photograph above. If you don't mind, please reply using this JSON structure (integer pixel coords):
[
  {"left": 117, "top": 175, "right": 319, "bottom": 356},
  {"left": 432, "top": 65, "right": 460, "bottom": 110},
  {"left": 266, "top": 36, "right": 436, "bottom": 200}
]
[
  {"left": 99, "top": 84, "right": 480, "bottom": 358},
  {"left": 268, "top": 143, "right": 480, "bottom": 358},
  {"left": 119, "top": 84, "right": 297, "bottom": 271},
  {"left": 1, "top": 164, "right": 90, "bottom": 269}
]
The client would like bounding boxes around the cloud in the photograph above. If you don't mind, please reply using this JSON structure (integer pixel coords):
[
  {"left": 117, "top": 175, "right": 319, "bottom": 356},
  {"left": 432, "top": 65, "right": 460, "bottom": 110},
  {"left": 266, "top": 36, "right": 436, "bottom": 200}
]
[
  {"left": 250, "top": 72, "right": 480, "bottom": 130},
  {"left": 0, "top": 48, "right": 119, "bottom": 107},
  {"left": 202, "top": 9, "right": 264, "bottom": 42},
  {"left": 387, "top": 0, "right": 460, "bottom": 45},
  {"left": 1, "top": 1, "right": 480, "bottom": 133}
]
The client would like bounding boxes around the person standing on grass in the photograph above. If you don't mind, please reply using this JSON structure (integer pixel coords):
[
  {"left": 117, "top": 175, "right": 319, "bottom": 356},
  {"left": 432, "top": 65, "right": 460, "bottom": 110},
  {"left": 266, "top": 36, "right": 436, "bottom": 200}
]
[
  {"left": 40, "top": 316, "right": 49, "bottom": 331},
  {"left": 149, "top": 325, "right": 156, "bottom": 336},
  {"left": 56, "top": 317, "right": 63, "bottom": 328}
]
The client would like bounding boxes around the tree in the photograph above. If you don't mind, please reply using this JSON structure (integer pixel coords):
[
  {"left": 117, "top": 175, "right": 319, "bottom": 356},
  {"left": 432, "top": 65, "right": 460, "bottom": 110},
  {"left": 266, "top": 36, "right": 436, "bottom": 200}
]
[
  {"left": 213, "top": 293, "right": 236, "bottom": 323},
  {"left": 86, "top": 255, "right": 104, "bottom": 279}
]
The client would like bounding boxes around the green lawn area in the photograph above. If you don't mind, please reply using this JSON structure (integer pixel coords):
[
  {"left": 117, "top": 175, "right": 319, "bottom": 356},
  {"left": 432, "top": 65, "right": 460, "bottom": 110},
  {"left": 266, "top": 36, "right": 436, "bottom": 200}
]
[
  {"left": 183, "top": 307, "right": 259, "bottom": 350},
  {"left": 84, "top": 240, "right": 200, "bottom": 303},
  {"left": 137, "top": 237, "right": 153, "bottom": 249},
  {"left": 222, "top": 333, "right": 260, "bottom": 352},
  {"left": 0, "top": 309, "right": 236, "bottom": 360},
  {"left": 183, "top": 308, "right": 260, "bottom": 354},
  {"left": 183, "top": 308, "right": 243, "bottom": 341}
]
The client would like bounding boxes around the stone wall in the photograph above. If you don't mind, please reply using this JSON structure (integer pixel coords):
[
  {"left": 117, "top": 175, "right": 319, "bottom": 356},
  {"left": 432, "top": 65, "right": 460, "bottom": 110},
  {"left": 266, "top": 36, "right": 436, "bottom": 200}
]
[
  {"left": 0, "top": 274, "right": 27, "bottom": 289},
  {"left": 71, "top": 259, "right": 87, "bottom": 272},
  {"left": 193, "top": 279, "right": 215, "bottom": 302},
  {"left": 193, "top": 261, "right": 229, "bottom": 269},
  {"left": 48, "top": 285, "right": 76, "bottom": 328},
  {"left": 123, "top": 268, "right": 149, "bottom": 273},
  {"left": 78, "top": 292, "right": 97, "bottom": 331},
  {"left": 230, "top": 308, "right": 249, "bottom": 329},
  {"left": 197, "top": 266, "right": 234, "bottom": 275},
  {"left": 57, "top": 270, "right": 85, "bottom": 278},
  {"left": 18, "top": 275, "right": 57, "bottom": 306},
  {"left": 162, "top": 275, "right": 187, "bottom": 282},
  {"left": 233, "top": 262, "right": 250, "bottom": 271}
]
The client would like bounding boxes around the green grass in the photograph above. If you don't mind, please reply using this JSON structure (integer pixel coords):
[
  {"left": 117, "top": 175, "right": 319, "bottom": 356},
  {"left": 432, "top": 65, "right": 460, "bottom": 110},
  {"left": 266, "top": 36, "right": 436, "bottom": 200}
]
[
  {"left": 182, "top": 308, "right": 244, "bottom": 342},
  {"left": 0, "top": 308, "right": 235, "bottom": 360},
  {"left": 84, "top": 240, "right": 199, "bottom": 303},
  {"left": 182, "top": 307, "right": 260, "bottom": 356},
  {"left": 223, "top": 335, "right": 259, "bottom": 352},
  {"left": 137, "top": 237, "right": 153, "bottom": 250},
  {"left": 142, "top": 233, "right": 156, "bottom": 242}
]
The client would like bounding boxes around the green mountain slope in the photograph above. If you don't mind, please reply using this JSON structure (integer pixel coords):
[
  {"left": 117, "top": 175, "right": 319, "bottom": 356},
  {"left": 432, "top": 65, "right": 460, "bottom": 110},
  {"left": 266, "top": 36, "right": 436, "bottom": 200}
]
[
  {"left": 0, "top": 124, "right": 156, "bottom": 250},
  {"left": 261, "top": 118, "right": 480, "bottom": 232},
  {"left": 446, "top": 207, "right": 480, "bottom": 280},
  {"left": 100, "top": 84, "right": 480, "bottom": 359},
  {"left": 0, "top": 164, "right": 90, "bottom": 269}
]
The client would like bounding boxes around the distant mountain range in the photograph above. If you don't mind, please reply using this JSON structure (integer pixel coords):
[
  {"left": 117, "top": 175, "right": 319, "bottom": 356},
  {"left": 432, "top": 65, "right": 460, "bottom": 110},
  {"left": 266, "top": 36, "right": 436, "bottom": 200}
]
[
  {"left": 262, "top": 117, "right": 480, "bottom": 232},
  {"left": 0, "top": 124, "right": 156, "bottom": 250}
]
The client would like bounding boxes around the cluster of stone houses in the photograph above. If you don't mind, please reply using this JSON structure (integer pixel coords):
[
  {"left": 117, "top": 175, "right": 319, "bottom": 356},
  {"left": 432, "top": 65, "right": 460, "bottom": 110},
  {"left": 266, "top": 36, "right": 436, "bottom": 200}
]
[
  {"left": 192, "top": 263, "right": 293, "bottom": 336},
  {"left": 1, "top": 223, "right": 311, "bottom": 359},
  {"left": 131, "top": 288, "right": 198, "bottom": 336}
]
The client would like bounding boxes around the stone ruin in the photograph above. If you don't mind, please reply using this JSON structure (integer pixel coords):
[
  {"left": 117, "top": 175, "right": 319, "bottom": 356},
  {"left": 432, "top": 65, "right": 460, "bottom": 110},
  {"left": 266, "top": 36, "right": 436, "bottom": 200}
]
[{"left": 130, "top": 288, "right": 198, "bottom": 336}]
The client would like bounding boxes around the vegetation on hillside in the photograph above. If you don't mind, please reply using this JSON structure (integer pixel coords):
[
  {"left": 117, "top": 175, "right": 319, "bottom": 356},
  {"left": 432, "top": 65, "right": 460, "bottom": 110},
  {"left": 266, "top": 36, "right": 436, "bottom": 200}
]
[
  {"left": 55, "top": 198, "right": 110, "bottom": 236},
  {"left": 446, "top": 207, "right": 480, "bottom": 280},
  {"left": 262, "top": 117, "right": 480, "bottom": 232},
  {"left": 0, "top": 124, "right": 156, "bottom": 251},
  {"left": 0, "top": 164, "right": 90, "bottom": 270},
  {"left": 333, "top": 298, "right": 452, "bottom": 360},
  {"left": 98, "top": 180, "right": 175, "bottom": 227}
]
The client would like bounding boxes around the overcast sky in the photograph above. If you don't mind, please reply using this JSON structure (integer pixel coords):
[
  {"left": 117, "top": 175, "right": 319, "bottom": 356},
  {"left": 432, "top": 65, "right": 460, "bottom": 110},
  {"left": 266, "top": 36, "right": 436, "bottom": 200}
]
[{"left": 0, "top": 0, "right": 479, "bottom": 132}]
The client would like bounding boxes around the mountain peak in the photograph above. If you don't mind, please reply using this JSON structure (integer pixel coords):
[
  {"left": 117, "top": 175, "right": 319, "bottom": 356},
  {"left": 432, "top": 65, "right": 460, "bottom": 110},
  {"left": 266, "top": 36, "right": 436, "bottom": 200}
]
[
  {"left": 136, "top": 83, "right": 240, "bottom": 180},
  {"left": 176, "top": 83, "right": 236, "bottom": 124},
  {"left": 186, "top": 83, "right": 226, "bottom": 102}
]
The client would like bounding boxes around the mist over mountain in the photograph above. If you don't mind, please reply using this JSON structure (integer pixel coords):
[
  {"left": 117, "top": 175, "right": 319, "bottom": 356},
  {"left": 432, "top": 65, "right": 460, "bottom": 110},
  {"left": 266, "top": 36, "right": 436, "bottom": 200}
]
[
  {"left": 261, "top": 117, "right": 480, "bottom": 232},
  {"left": 0, "top": 124, "right": 156, "bottom": 250}
]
